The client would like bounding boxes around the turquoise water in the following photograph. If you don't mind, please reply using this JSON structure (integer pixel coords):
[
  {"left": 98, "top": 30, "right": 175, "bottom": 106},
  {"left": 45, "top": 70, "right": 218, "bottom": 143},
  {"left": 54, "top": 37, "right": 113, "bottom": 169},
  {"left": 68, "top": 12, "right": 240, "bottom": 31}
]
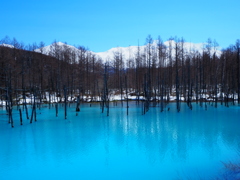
[{"left": 0, "top": 102, "right": 240, "bottom": 179}]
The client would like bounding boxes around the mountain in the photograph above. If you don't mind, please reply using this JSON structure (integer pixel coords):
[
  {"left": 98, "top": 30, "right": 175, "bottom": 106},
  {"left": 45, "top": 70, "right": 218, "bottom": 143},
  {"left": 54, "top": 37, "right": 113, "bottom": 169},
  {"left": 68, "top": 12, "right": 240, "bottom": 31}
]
[
  {"left": 35, "top": 42, "right": 80, "bottom": 55},
  {"left": 35, "top": 41, "right": 222, "bottom": 64},
  {"left": 95, "top": 40, "right": 221, "bottom": 62}
]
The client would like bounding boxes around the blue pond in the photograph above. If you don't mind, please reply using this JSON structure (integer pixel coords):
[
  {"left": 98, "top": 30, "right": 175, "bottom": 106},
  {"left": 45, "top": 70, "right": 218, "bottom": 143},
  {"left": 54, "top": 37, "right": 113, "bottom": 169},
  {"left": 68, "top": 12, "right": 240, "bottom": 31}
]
[{"left": 0, "top": 102, "right": 240, "bottom": 179}]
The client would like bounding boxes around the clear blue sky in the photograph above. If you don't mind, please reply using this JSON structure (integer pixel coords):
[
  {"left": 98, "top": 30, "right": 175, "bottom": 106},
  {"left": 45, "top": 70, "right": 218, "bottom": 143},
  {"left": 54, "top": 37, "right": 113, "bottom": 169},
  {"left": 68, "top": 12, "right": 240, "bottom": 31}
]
[{"left": 1, "top": 0, "right": 239, "bottom": 52}]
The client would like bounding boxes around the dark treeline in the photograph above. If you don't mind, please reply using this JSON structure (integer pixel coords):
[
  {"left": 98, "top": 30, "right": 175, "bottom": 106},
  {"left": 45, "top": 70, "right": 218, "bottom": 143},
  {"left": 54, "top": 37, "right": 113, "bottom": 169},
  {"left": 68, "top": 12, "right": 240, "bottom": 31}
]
[
  {"left": 0, "top": 35, "right": 240, "bottom": 118},
  {"left": 0, "top": 38, "right": 103, "bottom": 102}
]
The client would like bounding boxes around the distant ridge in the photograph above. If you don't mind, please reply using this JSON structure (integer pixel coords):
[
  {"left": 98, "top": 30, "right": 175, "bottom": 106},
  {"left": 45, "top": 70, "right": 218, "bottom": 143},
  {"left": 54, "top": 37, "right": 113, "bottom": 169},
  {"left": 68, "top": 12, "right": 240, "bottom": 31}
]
[{"left": 33, "top": 40, "right": 222, "bottom": 64}]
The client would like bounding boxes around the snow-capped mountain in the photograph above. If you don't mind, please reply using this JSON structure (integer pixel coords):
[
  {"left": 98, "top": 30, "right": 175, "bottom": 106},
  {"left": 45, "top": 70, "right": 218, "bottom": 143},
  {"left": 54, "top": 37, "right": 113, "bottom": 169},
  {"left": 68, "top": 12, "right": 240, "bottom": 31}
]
[
  {"left": 35, "top": 40, "right": 222, "bottom": 64},
  {"left": 35, "top": 42, "right": 80, "bottom": 55},
  {"left": 95, "top": 40, "right": 221, "bottom": 62}
]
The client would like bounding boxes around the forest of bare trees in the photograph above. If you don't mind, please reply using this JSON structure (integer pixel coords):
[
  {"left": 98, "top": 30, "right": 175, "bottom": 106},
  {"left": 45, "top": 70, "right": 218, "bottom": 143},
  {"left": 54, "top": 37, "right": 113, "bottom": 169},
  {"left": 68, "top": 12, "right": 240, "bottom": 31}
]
[{"left": 0, "top": 35, "right": 240, "bottom": 123}]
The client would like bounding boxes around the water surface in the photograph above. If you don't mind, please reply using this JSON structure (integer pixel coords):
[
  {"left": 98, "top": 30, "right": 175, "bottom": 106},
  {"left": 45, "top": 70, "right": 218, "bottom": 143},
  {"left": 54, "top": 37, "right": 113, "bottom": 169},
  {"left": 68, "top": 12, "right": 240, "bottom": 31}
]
[{"left": 0, "top": 102, "right": 240, "bottom": 179}]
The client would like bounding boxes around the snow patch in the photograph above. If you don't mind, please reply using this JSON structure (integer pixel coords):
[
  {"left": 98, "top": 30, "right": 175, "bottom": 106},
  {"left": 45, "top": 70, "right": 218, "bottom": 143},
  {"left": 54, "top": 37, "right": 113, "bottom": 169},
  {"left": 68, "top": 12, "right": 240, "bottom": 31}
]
[{"left": 0, "top": 43, "right": 14, "bottom": 48}]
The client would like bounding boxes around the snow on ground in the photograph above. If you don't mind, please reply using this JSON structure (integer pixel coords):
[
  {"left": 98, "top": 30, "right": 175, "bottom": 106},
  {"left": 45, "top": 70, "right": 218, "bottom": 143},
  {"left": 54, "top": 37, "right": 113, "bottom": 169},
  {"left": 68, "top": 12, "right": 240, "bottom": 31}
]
[{"left": 0, "top": 90, "right": 236, "bottom": 108}]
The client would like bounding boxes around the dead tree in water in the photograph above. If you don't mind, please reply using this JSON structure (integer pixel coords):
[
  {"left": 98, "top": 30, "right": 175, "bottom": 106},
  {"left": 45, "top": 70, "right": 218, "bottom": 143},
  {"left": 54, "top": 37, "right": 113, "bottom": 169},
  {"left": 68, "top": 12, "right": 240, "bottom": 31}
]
[
  {"left": 213, "top": 41, "right": 219, "bottom": 108},
  {"left": 48, "top": 91, "right": 51, "bottom": 109},
  {"left": 186, "top": 57, "right": 192, "bottom": 110},
  {"left": 236, "top": 40, "right": 240, "bottom": 103},
  {"left": 175, "top": 40, "right": 181, "bottom": 112},
  {"left": 157, "top": 36, "right": 166, "bottom": 112},
  {"left": 64, "top": 85, "right": 67, "bottom": 119},
  {"left": 4, "top": 65, "right": 14, "bottom": 127},
  {"left": 55, "top": 102, "right": 58, "bottom": 117},
  {"left": 6, "top": 87, "right": 14, "bottom": 127},
  {"left": 101, "top": 63, "right": 109, "bottom": 116},
  {"left": 19, "top": 108, "right": 23, "bottom": 125},
  {"left": 143, "top": 74, "right": 150, "bottom": 114},
  {"left": 135, "top": 43, "right": 141, "bottom": 105},
  {"left": 30, "top": 87, "right": 37, "bottom": 123},
  {"left": 23, "top": 88, "right": 29, "bottom": 119},
  {"left": 120, "top": 77, "right": 123, "bottom": 107},
  {"left": 160, "top": 79, "right": 165, "bottom": 112},
  {"left": 195, "top": 54, "right": 200, "bottom": 104},
  {"left": 76, "top": 95, "right": 80, "bottom": 112},
  {"left": 125, "top": 76, "right": 129, "bottom": 115}
]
